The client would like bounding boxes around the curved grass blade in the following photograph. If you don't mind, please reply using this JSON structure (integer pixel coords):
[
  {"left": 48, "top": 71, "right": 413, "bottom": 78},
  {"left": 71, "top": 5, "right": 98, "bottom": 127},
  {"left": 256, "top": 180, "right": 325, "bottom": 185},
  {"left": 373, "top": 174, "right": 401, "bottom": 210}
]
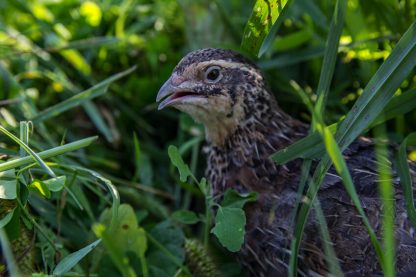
[
  {"left": 0, "top": 136, "right": 98, "bottom": 172},
  {"left": 0, "top": 125, "right": 55, "bottom": 177},
  {"left": 31, "top": 66, "right": 137, "bottom": 123},
  {"left": 396, "top": 132, "right": 416, "bottom": 227}
]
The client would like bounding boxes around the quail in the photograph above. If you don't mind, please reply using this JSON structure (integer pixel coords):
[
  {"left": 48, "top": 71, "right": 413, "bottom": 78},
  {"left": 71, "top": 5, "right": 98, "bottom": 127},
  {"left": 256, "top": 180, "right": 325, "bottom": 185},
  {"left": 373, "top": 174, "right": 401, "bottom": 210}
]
[{"left": 156, "top": 48, "right": 416, "bottom": 276}]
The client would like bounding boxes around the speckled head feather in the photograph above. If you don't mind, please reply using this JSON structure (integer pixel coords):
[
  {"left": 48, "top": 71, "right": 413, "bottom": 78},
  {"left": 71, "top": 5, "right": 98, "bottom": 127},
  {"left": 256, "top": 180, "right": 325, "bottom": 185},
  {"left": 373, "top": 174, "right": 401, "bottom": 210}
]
[
  {"left": 174, "top": 48, "right": 259, "bottom": 74},
  {"left": 157, "top": 48, "right": 284, "bottom": 146}
]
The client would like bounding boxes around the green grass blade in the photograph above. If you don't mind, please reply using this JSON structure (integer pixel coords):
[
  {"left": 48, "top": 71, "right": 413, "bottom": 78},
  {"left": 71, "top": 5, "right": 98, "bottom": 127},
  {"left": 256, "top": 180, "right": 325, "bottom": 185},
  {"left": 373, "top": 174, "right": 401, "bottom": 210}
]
[
  {"left": 0, "top": 228, "right": 21, "bottom": 277},
  {"left": 374, "top": 124, "right": 396, "bottom": 277},
  {"left": 271, "top": 122, "right": 338, "bottom": 164},
  {"left": 0, "top": 125, "right": 55, "bottom": 177},
  {"left": 83, "top": 101, "right": 115, "bottom": 142},
  {"left": 315, "top": 0, "right": 347, "bottom": 118},
  {"left": 241, "top": 0, "right": 291, "bottom": 56},
  {"left": 312, "top": 200, "right": 343, "bottom": 277},
  {"left": 31, "top": 66, "right": 137, "bottom": 123},
  {"left": 258, "top": 45, "right": 325, "bottom": 69},
  {"left": 396, "top": 133, "right": 416, "bottom": 227},
  {"left": 370, "top": 88, "right": 416, "bottom": 128},
  {"left": 0, "top": 136, "right": 98, "bottom": 172}
]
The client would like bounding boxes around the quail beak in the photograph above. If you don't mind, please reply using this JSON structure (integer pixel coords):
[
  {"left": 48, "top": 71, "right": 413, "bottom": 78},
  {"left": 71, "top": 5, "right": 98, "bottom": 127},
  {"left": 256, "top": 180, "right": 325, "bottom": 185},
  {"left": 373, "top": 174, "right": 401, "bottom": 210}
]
[{"left": 156, "top": 76, "right": 202, "bottom": 110}]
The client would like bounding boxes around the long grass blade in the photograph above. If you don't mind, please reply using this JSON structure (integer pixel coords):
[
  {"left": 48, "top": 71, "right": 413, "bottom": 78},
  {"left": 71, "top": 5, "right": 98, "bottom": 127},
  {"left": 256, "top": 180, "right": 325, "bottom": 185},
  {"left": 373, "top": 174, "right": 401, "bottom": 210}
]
[
  {"left": 396, "top": 133, "right": 416, "bottom": 227},
  {"left": 31, "top": 66, "right": 136, "bottom": 123},
  {"left": 0, "top": 125, "right": 55, "bottom": 177},
  {"left": 0, "top": 136, "right": 98, "bottom": 172},
  {"left": 0, "top": 228, "right": 21, "bottom": 277},
  {"left": 374, "top": 124, "right": 396, "bottom": 277},
  {"left": 315, "top": 0, "right": 347, "bottom": 118}
]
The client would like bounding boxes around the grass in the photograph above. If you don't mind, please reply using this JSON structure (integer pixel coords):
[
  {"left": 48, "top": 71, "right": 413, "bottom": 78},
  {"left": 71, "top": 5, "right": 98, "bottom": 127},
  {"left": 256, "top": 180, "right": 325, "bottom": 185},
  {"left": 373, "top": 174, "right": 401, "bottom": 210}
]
[{"left": 0, "top": 0, "right": 415, "bottom": 276}]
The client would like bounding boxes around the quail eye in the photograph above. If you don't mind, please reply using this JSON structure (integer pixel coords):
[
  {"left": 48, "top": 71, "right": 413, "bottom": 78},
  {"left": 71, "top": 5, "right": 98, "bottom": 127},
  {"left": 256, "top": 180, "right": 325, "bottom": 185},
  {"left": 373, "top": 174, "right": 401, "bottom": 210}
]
[{"left": 204, "top": 66, "right": 222, "bottom": 83}]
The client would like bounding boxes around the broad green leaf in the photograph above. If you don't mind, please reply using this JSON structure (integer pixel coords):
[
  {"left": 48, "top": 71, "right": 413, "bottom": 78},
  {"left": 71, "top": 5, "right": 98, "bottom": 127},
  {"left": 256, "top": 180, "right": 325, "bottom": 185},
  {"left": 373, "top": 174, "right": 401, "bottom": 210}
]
[
  {"left": 100, "top": 203, "right": 149, "bottom": 276},
  {"left": 172, "top": 210, "right": 200, "bottom": 225},
  {"left": 211, "top": 207, "right": 246, "bottom": 252},
  {"left": 241, "top": 0, "right": 290, "bottom": 56},
  {"left": 53, "top": 239, "right": 102, "bottom": 275},
  {"left": 221, "top": 189, "right": 257, "bottom": 209},
  {"left": 93, "top": 224, "right": 136, "bottom": 277},
  {"left": 43, "top": 176, "right": 66, "bottom": 192},
  {"left": 396, "top": 133, "right": 416, "bottom": 227},
  {"left": 168, "top": 145, "right": 191, "bottom": 182},
  {"left": 0, "top": 169, "right": 17, "bottom": 199}
]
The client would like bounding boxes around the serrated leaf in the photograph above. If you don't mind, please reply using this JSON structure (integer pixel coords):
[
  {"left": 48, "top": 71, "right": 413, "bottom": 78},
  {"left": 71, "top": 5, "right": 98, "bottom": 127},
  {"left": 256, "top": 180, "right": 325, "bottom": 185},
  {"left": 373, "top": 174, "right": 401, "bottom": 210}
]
[
  {"left": 172, "top": 210, "right": 200, "bottom": 225},
  {"left": 211, "top": 207, "right": 246, "bottom": 252},
  {"left": 168, "top": 145, "right": 191, "bottom": 182},
  {"left": 0, "top": 169, "right": 17, "bottom": 199},
  {"left": 221, "top": 189, "right": 257, "bottom": 209},
  {"left": 53, "top": 239, "right": 101, "bottom": 275}
]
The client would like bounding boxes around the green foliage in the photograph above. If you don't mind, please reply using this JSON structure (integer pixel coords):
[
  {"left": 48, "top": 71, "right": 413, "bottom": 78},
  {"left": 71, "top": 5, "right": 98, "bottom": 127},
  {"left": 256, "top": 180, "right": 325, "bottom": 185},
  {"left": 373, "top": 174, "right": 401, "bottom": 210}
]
[{"left": 0, "top": 0, "right": 415, "bottom": 276}]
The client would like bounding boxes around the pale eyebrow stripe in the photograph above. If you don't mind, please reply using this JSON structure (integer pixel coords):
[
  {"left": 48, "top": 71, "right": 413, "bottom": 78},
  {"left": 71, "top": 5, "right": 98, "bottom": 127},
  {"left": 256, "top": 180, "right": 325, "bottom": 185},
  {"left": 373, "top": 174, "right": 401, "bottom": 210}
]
[{"left": 195, "top": 60, "right": 263, "bottom": 79}]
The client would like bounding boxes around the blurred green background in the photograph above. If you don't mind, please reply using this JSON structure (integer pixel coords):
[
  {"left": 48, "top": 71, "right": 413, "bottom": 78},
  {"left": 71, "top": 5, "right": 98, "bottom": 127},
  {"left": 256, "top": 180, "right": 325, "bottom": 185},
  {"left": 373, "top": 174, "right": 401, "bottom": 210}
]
[{"left": 0, "top": 0, "right": 415, "bottom": 276}]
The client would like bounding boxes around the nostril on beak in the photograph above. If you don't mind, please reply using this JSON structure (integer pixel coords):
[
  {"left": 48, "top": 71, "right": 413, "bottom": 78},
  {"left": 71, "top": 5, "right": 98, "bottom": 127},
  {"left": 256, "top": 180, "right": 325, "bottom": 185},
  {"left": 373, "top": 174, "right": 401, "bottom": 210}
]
[{"left": 171, "top": 75, "right": 185, "bottom": 86}]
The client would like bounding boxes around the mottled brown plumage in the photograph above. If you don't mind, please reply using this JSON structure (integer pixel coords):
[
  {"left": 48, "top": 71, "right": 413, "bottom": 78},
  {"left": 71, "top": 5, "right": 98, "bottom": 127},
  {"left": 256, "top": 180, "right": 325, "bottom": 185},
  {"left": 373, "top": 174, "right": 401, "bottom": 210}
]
[{"left": 157, "top": 48, "right": 416, "bottom": 276}]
